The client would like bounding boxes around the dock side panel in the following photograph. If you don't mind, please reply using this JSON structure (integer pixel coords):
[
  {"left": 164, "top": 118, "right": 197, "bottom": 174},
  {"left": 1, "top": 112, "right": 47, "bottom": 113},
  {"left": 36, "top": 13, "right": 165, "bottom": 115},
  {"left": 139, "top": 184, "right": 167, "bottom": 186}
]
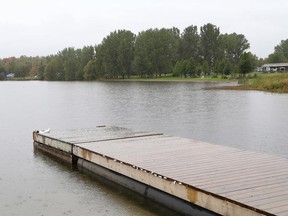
[
  {"left": 33, "top": 131, "right": 73, "bottom": 153},
  {"left": 33, "top": 141, "right": 74, "bottom": 164},
  {"left": 77, "top": 158, "right": 218, "bottom": 216}
]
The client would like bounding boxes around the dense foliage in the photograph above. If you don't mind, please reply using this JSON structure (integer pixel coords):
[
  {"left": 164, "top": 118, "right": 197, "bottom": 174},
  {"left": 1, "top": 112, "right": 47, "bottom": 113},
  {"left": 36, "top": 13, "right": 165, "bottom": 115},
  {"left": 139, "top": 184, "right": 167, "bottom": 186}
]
[
  {"left": 0, "top": 56, "right": 45, "bottom": 80},
  {"left": 1, "top": 23, "right": 287, "bottom": 81},
  {"left": 266, "top": 39, "right": 288, "bottom": 63}
]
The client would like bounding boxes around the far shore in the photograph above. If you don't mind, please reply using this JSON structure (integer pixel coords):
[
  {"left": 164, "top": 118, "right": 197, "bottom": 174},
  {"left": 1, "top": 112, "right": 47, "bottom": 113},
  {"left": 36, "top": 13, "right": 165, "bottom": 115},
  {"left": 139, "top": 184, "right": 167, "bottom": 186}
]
[
  {"left": 2, "top": 75, "right": 238, "bottom": 83},
  {"left": 3, "top": 73, "right": 288, "bottom": 94},
  {"left": 98, "top": 77, "right": 237, "bottom": 83}
]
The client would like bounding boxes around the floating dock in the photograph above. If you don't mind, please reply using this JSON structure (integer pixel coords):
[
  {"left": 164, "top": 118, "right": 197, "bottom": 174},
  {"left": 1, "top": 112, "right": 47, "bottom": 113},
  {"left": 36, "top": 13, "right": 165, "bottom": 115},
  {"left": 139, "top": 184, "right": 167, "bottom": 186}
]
[{"left": 33, "top": 126, "right": 288, "bottom": 216}]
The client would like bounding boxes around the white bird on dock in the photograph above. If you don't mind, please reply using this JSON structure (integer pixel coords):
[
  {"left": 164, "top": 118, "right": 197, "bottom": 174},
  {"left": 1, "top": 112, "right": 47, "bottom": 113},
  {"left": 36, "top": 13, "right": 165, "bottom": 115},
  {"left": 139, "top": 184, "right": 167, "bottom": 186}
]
[{"left": 39, "top": 128, "right": 50, "bottom": 134}]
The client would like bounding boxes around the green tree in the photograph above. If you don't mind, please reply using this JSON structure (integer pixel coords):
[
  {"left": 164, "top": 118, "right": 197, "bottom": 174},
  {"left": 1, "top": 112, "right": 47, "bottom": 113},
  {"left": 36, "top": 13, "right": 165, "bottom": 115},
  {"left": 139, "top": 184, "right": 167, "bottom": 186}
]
[
  {"left": 216, "top": 60, "right": 226, "bottom": 78},
  {"left": 7, "top": 61, "right": 16, "bottom": 74},
  {"left": 201, "top": 61, "right": 210, "bottom": 76},
  {"left": 76, "top": 46, "right": 95, "bottom": 80},
  {"left": 256, "top": 58, "right": 265, "bottom": 68},
  {"left": 37, "top": 60, "right": 46, "bottom": 80},
  {"left": 185, "top": 60, "right": 197, "bottom": 77},
  {"left": 58, "top": 47, "right": 78, "bottom": 81},
  {"left": 44, "top": 57, "right": 64, "bottom": 80},
  {"left": 4, "top": 56, "right": 31, "bottom": 77},
  {"left": 116, "top": 30, "right": 136, "bottom": 78},
  {"left": 220, "top": 33, "right": 250, "bottom": 77},
  {"left": 134, "top": 28, "right": 178, "bottom": 77},
  {"left": 83, "top": 59, "right": 97, "bottom": 80},
  {"left": 179, "top": 25, "right": 200, "bottom": 61},
  {"left": 94, "top": 44, "right": 105, "bottom": 78},
  {"left": 274, "top": 39, "right": 288, "bottom": 61},
  {"left": 239, "top": 52, "right": 256, "bottom": 76},
  {"left": 134, "top": 29, "right": 154, "bottom": 77},
  {"left": 224, "top": 61, "right": 233, "bottom": 76},
  {"left": 267, "top": 52, "right": 286, "bottom": 63},
  {"left": 173, "top": 59, "right": 197, "bottom": 77},
  {"left": 99, "top": 30, "right": 135, "bottom": 78},
  {"left": 0, "top": 72, "right": 4, "bottom": 80},
  {"left": 200, "top": 23, "right": 220, "bottom": 72},
  {"left": 0, "top": 61, "right": 5, "bottom": 80},
  {"left": 170, "top": 27, "right": 181, "bottom": 64},
  {"left": 266, "top": 39, "right": 288, "bottom": 63}
]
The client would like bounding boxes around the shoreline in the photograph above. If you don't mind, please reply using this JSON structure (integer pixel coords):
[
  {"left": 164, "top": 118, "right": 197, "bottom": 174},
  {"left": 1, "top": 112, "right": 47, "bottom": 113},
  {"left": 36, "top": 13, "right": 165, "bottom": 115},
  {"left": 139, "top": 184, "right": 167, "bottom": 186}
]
[
  {"left": 2, "top": 77, "right": 238, "bottom": 83},
  {"left": 98, "top": 77, "right": 238, "bottom": 83},
  {"left": 3, "top": 73, "right": 288, "bottom": 94}
]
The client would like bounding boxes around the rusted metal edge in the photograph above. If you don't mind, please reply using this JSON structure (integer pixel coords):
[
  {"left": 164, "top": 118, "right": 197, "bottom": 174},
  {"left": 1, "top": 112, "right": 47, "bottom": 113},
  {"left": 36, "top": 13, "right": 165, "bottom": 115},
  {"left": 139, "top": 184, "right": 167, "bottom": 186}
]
[
  {"left": 33, "top": 141, "right": 76, "bottom": 164},
  {"left": 74, "top": 146, "right": 271, "bottom": 216},
  {"left": 77, "top": 158, "right": 218, "bottom": 216}
]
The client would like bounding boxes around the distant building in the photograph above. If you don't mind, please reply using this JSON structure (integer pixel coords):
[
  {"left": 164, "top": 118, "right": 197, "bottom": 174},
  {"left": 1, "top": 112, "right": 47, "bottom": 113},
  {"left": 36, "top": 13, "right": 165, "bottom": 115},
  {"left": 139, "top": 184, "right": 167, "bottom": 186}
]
[
  {"left": 261, "top": 63, "right": 288, "bottom": 72},
  {"left": 6, "top": 73, "right": 15, "bottom": 78}
]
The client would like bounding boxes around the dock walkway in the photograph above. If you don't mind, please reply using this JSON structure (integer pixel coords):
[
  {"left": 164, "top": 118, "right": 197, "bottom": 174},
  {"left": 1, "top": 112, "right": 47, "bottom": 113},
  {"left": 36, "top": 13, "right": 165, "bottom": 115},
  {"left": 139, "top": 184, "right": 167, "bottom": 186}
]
[{"left": 33, "top": 126, "right": 288, "bottom": 216}]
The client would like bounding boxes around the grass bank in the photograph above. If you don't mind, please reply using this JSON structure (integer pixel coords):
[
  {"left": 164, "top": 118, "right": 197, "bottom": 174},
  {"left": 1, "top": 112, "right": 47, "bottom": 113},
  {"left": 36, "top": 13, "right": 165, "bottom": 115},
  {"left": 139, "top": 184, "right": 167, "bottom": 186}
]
[
  {"left": 3, "top": 76, "right": 38, "bottom": 81},
  {"left": 212, "top": 73, "right": 288, "bottom": 93}
]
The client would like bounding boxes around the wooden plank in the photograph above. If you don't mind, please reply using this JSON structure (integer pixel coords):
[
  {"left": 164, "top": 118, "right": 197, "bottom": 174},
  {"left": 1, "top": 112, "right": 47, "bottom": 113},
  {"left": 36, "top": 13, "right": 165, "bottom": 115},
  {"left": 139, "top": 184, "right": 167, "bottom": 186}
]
[
  {"left": 222, "top": 181, "right": 288, "bottom": 197},
  {"left": 267, "top": 204, "right": 288, "bottom": 215},
  {"left": 248, "top": 193, "right": 288, "bottom": 206},
  {"left": 240, "top": 189, "right": 288, "bottom": 204},
  {"left": 159, "top": 161, "right": 287, "bottom": 180},
  {"left": 278, "top": 212, "right": 288, "bottom": 216},
  {"left": 188, "top": 168, "right": 288, "bottom": 187},
  {"left": 225, "top": 182, "right": 288, "bottom": 200},
  {"left": 255, "top": 199, "right": 288, "bottom": 215}
]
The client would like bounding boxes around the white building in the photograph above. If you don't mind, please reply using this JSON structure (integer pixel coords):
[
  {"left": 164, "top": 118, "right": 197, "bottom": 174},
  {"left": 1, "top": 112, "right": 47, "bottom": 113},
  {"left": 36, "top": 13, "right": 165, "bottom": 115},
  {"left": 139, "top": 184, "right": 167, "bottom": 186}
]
[{"left": 261, "top": 63, "right": 288, "bottom": 72}]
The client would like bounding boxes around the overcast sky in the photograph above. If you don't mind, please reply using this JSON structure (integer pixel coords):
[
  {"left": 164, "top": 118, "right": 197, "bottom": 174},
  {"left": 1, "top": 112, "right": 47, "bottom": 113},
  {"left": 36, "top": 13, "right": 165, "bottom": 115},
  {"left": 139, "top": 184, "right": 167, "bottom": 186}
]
[{"left": 0, "top": 0, "right": 287, "bottom": 59}]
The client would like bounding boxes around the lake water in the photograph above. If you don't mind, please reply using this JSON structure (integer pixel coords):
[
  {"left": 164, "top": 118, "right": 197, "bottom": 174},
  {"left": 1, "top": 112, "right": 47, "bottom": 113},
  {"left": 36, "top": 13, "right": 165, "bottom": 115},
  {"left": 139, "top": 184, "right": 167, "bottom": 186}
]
[{"left": 1, "top": 81, "right": 288, "bottom": 216}]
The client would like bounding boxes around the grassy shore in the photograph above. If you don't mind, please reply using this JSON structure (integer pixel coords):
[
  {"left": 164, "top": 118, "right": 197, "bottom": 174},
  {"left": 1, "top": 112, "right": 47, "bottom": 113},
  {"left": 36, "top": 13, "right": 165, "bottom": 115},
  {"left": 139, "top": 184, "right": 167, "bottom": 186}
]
[{"left": 213, "top": 73, "right": 288, "bottom": 93}]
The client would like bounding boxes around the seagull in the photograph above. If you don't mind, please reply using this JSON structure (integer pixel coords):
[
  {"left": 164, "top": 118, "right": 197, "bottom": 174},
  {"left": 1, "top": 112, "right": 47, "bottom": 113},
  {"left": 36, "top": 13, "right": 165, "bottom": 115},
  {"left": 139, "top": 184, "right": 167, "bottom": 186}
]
[
  {"left": 39, "top": 128, "right": 50, "bottom": 134},
  {"left": 44, "top": 128, "right": 50, "bottom": 133}
]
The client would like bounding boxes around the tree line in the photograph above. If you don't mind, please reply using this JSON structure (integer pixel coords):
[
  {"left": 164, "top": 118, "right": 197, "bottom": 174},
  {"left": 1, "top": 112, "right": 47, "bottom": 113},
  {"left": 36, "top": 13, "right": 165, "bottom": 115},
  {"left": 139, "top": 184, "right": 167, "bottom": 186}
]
[{"left": 1, "top": 23, "right": 288, "bottom": 81}]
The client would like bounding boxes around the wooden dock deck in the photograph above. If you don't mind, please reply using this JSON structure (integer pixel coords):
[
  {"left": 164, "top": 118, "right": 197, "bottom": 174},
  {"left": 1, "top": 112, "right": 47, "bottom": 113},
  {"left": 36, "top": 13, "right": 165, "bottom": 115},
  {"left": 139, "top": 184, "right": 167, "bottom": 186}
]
[{"left": 33, "top": 126, "right": 288, "bottom": 216}]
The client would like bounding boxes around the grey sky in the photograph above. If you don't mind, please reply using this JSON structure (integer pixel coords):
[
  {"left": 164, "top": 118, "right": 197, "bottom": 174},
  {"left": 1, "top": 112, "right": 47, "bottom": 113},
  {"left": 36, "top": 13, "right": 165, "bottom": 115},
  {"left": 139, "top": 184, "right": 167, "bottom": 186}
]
[{"left": 0, "top": 0, "right": 287, "bottom": 59}]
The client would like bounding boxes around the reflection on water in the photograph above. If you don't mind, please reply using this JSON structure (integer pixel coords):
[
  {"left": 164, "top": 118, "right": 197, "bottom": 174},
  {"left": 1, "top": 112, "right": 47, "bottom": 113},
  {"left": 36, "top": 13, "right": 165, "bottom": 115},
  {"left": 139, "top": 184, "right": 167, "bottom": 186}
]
[{"left": 1, "top": 81, "right": 288, "bottom": 215}]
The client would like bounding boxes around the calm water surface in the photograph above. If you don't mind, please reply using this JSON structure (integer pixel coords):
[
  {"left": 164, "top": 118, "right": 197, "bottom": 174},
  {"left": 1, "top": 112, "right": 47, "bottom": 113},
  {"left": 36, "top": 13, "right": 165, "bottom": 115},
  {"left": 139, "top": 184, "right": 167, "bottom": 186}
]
[{"left": 1, "top": 81, "right": 288, "bottom": 216}]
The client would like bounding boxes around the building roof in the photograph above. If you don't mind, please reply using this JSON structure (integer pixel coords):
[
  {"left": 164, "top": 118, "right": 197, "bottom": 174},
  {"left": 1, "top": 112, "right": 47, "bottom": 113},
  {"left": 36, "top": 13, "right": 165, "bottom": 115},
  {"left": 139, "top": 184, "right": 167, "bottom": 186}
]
[{"left": 262, "top": 63, "right": 288, "bottom": 67}]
